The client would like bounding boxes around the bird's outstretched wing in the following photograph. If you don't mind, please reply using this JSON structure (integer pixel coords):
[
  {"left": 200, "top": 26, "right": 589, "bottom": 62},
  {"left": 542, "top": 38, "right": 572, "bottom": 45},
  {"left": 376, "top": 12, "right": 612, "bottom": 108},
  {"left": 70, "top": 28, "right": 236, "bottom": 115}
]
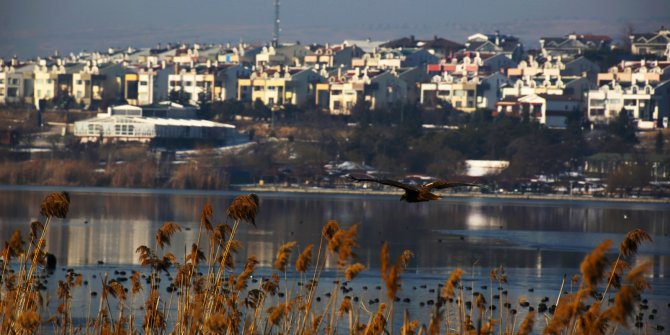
[
  {"left": 349, "top": 174, "right": 420, "bottom": 192},
  {"left": 422, "top": 180, "right": 481, "bottom": 191}
]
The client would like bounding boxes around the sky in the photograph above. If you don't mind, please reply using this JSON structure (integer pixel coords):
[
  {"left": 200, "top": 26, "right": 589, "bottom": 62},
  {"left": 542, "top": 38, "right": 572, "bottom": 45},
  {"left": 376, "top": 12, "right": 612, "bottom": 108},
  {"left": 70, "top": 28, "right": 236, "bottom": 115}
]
[{"left": 1, "top": 0, "right": 669, "bottom": 59}]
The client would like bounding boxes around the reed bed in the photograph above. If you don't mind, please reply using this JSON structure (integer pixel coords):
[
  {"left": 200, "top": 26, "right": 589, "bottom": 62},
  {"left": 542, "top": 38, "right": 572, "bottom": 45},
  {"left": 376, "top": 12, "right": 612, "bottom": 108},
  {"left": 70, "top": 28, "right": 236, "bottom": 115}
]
[{"left": 0, "top": 192, "right": 661, "bottom": 334}]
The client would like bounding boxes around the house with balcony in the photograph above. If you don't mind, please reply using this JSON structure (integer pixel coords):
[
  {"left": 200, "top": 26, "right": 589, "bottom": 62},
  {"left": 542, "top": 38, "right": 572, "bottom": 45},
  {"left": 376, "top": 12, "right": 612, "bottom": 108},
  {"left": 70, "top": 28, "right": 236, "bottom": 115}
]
[
  {"left": 587, "top": 79, "right": 670, "bottom": 129},
  {"left": 597, "top": 59, "right": 670, "bottom": 87},
  {"left": 238, "top": 66, "right": 325, "bottom": 108},
  {"left": 420, "top": 73, "right": 478, "bottom": 113},
  {"left": 425, "top": 53, "right": 512, "bottom": 111},
  {"left": 124, "top": 65, "right": 171, "bottom": 106},
  {"left": 315, "top": 67, "right": 408, "bottom": 115},
  {"left": 31, "top": 59, "right": 62, "bottom": 108},
  {"left": 494, "top": 94, "right": 547, "bottom": 124},
  {"left": 630, "top": 27, "right": 670, "bottom": 57},
  {"left": 0, "top": 59, "right": 28, "bottom": 105},
  {"left": 168, "top": 65, "right": 216, "bottom": 106},
  {"left": 504, "top": 54, "right": 596, "bottom": 100}
]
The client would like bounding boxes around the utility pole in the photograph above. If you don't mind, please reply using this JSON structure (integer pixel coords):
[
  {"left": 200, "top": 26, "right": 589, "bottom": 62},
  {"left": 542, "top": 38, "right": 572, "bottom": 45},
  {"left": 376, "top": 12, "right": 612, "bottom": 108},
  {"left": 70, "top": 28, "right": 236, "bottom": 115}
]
[{"left": 272, "top": 0, "right": 280, "bottom": 48}]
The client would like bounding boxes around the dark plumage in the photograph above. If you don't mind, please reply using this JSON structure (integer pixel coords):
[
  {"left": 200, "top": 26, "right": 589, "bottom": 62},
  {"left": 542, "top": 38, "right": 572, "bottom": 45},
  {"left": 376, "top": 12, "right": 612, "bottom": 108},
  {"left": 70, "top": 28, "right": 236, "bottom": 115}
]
[{"left": 349, "top": 174, "right": 481, "bottom": 202}]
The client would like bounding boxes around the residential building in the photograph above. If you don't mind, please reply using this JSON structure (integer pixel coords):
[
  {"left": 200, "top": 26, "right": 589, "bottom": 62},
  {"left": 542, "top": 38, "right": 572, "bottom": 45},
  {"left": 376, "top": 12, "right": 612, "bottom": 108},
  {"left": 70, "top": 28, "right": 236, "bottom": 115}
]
[
  {"left": 561, "top": 56, "right": 601, "bottom": 81},
  {"left": 316, "top": 68, "right": 408, "bottom": 115},
  {"left": 540, "top": 33, "right": 612, "bottom": 57},
  {"left": 0, "top": 59, "right": 27, "bottom": 104},
  {"left": 168, "top": 65, "right": 216, "bottom": 105},
  {"left": 255, "top": 44, "right": 314, "bottom": 67},
  {"left": 32, "top": 59, "right": 62, "bottom": 108},
  {"left": 420, "top": 73, "right": 478, "bottom": 113},
  {"left": 238, "top": 66, "right": 325, "bottom": 107},
  {"left": 215, "top": 63, "right": 248, "bottom": 101},
  {"left": 587, "top": 79, "right": 669, "bottom": 129},
  {"left": 543, "top": 94, "right": 583, "bottom": 129},
  {"left": 597, "top": 60, "right": 670, "bottom": 87},
  {"left": 630, "top": 27, "right": 670, "bottom": 57},
  {"left": 465, "top": 32, "right": 524, "bottom": 63},
  {"left": 304, "top": 44, "right": 364, "bottom": 68},
  {"left": 477, "top": 72, "right": 511, "bottom": 111},
  {"left": 396, "top": 67, "right": 430, "bottom": 104},
  {"left": 494, "top": 94, "right": 547, "bottom": 124}
]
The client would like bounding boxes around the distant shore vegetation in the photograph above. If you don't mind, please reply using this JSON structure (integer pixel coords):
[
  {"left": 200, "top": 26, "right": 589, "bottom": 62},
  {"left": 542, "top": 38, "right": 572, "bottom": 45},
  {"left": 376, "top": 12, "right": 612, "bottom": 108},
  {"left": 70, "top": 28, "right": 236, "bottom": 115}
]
[{"left": 0, "top": 102, "right": 668, "bottom": 198}]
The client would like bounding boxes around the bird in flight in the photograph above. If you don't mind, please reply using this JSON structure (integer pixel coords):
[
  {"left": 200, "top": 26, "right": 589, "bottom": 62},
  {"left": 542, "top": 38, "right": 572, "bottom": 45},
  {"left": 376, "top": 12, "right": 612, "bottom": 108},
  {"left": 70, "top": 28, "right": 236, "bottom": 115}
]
[{"left": 349, "top": 174, "right": 482, "bottom": 202}]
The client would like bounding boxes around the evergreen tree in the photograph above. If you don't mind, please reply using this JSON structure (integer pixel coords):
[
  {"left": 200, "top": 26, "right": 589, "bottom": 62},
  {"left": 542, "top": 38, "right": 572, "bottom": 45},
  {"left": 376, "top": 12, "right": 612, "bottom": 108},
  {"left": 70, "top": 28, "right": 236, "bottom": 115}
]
[
  {"left": 655, "top": 131, "right": 664, "bottom": 154},
  {"left": 609, "top": 109, "right": 638, "bottom": 144}
]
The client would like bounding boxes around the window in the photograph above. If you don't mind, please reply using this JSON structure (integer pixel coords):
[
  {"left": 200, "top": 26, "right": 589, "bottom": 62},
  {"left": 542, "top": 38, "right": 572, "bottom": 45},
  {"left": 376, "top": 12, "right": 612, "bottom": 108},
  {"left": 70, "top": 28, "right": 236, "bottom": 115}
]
[
  {"left": 7, "top": 88, "right": 18, "bottom": 97},
  {"left": 10, "top": 79, "right": 19, "bottom": 85},
  {"left": 184, "top": 81, "right": 193, "bottom": 87},
  {"left": 114, "top": 124, "right": 135, "bottom": 136},
  {"left": 77, "top": 80, "right": 83, "bottom": 85},
  {"left": 87, "top": 124, "right": 103, "bottom": 135},
  {"left": 0, "top": 79, "right": 4, "bottom": 84},
  {"left": 333, "top": 101, "right": 341, "bottom": 110},
  {"left": 140, "top": 81, "right": 148, "bottom": 86}
]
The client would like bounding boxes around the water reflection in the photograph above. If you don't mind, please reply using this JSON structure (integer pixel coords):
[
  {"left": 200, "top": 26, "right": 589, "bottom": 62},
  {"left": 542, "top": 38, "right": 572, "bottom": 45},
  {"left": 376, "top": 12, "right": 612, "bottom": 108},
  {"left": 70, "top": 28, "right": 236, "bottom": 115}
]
[{"left": 0, "top": 188, "right": 668, "bottom": 277}]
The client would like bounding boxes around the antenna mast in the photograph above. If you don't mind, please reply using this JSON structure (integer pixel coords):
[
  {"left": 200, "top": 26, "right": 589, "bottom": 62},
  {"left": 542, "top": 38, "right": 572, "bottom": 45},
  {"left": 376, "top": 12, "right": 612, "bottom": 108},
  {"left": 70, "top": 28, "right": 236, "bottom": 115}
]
[{"left": 272, "top": 0, "right": 280, "bottom": 47}]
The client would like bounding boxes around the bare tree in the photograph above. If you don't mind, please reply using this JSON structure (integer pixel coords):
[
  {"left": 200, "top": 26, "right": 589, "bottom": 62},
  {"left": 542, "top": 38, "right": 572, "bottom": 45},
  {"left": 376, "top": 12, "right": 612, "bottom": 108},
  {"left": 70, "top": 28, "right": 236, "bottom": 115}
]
[{"left": 619, "top": 22, "right": 635, "bottom": 52}]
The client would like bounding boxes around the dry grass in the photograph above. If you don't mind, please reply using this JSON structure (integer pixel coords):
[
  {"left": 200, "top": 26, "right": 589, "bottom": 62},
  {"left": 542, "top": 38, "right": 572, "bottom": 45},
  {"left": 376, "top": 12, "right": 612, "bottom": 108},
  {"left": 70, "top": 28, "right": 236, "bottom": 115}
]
[{"left": 0, "top": 195, "right": 659, "bottom": 335}]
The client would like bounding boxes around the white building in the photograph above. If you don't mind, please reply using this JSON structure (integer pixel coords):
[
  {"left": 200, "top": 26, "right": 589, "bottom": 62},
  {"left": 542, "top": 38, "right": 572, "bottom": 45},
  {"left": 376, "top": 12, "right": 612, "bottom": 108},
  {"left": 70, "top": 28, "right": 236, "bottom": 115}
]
[
  {"left": 0, "top": 63, "right": 26, "bottom": 104},
  {"left": 73, "top": 102, "right": 235, "bottom": 143},
  {"left": 587, "top": 80, "right": 666, "bottom": 129}
]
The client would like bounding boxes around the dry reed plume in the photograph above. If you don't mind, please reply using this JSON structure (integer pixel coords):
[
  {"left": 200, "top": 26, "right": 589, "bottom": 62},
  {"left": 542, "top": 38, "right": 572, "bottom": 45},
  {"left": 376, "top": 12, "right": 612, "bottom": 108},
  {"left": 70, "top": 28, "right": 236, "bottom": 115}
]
[
  {"left": 226, "top": 193, "right": 259, "bottom": 227},
  {"left": 40, "top": 191, "right": 70, "bottom": 218},
  {"left": 274, "top": 241, "right": 298, "bottom": 272},
  {"left": 0, "top": 195, "right": 661, "bottom": 335},
  {"left": 296, "top": 244, "right": 314, "bottom": 273}
]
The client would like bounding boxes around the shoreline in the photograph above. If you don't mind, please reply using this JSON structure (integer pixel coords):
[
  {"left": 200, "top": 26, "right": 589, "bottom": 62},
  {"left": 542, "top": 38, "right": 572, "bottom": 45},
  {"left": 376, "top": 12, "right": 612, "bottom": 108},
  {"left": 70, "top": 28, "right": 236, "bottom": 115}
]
[
  {"left": 2, "top": 184, "right": 668, "bottom": 204},
  {"left": 239, "top": 185, "right": 670, "bottom": 204}
]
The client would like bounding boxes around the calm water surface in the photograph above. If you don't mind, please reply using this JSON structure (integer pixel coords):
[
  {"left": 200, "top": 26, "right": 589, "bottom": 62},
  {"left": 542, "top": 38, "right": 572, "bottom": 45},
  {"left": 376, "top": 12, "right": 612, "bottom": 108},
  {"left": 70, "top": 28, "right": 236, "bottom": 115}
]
[
  {"left": 1, "top": 186, "right": 669, "bottom": 333},
  {"left": 1, "top": 186, "right": 668, "bottom": 271}
]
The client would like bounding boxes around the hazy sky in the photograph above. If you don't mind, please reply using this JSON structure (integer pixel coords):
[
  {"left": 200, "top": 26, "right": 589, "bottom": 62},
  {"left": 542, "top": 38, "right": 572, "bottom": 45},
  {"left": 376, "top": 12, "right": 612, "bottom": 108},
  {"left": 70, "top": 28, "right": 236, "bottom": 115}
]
[{"left": 1, "top": 0, "right": 669, "bottom": 59}]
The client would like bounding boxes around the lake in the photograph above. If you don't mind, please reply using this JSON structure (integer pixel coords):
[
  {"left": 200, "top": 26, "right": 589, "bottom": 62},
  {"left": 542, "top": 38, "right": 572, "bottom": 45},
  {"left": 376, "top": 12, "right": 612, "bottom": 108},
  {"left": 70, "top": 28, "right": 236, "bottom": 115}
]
[{"left": 1, "top": 186, "right": 669, "bottom": 333}]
